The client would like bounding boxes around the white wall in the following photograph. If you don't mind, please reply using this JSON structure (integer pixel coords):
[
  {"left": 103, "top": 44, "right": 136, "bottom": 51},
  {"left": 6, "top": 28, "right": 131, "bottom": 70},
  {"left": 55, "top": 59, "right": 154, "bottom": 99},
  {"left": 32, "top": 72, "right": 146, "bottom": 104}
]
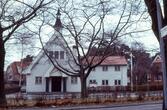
[
  {"left": 26, "top": 58, "right": 51, "bottom": 92},
  {"left": 87, "top": 65, "right": 128, "bottom": 86},
  {"left": 66, "top": 77, "right": 81, "bottom": 92},
  {"left": 26, "top": 75, "right": 46, "bottom": 92}
]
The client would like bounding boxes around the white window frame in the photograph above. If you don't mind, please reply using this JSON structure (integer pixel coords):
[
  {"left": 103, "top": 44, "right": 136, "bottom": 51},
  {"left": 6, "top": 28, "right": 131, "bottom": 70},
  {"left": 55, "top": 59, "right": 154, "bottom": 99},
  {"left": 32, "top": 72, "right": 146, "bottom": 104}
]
[
  {"left": 35, "top": 77, "right": 42, "bottom": 84},
  {"left": 48, "top": 51, "right": 53, "bottom": 58},
  {"left": 54, "top": 51, "right": 59, "bottom": 59},
  {"left": 92, "top": 68, "right": 95, "bottom": 71},
  {"left": 89, "top": 79, "right": 96, "bottom": 84},
  {"left": 102, "top": 80, "right": 108, "bottom": 86},
  {"left": 60, "top": 51, "right": 65, "bottom": 59},
  {"left": 115, "top": 65, "right": 120, "bottom": 71},
  {"left": 114, "top": 79, "right": 121, "bottom": 86},
  {"left": 102, "top": 66, "right": 108, "bottom": 71},
  {"left": 71, "top": 77, "right": 77, "bottom": 84}
]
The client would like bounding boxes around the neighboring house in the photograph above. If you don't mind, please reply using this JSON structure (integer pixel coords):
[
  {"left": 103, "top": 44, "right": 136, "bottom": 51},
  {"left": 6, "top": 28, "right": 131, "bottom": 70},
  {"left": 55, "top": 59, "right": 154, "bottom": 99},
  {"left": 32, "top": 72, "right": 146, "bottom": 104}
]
[
  {"left": 87, "top": 56, "right": 128, "bottom": 87},
  {"left": 6, "top": 55, "right": 32, "bottom": 84},
  {"left": 148, "top": 54, "right": 163, "bottom": 84},
  {"left": 24, "top": 9, "right": 128, "bottom": 93}
]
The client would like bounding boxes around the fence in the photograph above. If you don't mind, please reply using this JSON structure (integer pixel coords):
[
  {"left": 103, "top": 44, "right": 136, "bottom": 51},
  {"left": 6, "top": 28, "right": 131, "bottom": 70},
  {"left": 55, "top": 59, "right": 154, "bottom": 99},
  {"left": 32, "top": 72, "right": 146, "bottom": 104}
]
[
  {"left": 6, "top": 90, "right": 163, "bottom": 100},
  {"left": 6, "top": 91, "right": 163, "bottom": 108},
  {"left": 87, "top": 84, "right": 163, "bottom": 93}
]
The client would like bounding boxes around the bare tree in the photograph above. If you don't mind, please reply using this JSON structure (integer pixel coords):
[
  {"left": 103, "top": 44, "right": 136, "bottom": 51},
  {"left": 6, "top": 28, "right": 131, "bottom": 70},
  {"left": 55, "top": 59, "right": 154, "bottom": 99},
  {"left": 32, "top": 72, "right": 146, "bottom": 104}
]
[
  {"left": 0, "top": 0, "right": 55, "bottom": 107},
  {"left": 130, "top": 42, "right": 152, "bottom": 85},
  {"left": 29, "top": 0, "right": 146, "bottom": 98}
]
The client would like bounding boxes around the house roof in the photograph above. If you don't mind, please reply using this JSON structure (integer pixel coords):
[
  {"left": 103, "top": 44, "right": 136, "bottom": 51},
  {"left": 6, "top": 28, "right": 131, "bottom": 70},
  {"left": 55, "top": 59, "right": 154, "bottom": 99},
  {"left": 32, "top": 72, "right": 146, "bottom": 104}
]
[
  {"left": 152, "top": 54, "right": 162, "bottom": 64},
  {"left": 83, "top": 56, "right": 127, "bottom": 66},
  {"left": 7, "top": 61, "right": 32, "bottom": 75},
  {"left": 10, "top": 62, "right": 20, "bottom": 75},
  {"left": 44, "top": 65, "right": 67, "bottom": 77}
]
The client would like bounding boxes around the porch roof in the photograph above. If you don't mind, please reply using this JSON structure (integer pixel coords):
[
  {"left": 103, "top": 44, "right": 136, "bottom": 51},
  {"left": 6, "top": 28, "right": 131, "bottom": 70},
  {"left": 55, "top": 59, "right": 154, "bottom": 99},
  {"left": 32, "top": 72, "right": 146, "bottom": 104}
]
[{"left": 44, "top": 66, "right": 67, "bottom": 77}]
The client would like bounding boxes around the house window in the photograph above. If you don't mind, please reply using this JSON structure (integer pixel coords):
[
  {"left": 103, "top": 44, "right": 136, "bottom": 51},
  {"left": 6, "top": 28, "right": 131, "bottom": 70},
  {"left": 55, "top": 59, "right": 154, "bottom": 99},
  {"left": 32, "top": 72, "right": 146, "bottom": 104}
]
[
  {"left": 114, "top": 80, "right": 121, "bottom": 85},
  {"left": 155, "top": 74, "right": 162, "bottom": 80},
  {"left": 102, "top": 80, "right": 108, "bottom": 85},
  {"left": 115, "top": 65, "right": 120, "bottom": 71},
  {"left": 158, "top": 74, "right": 162, "bottom": 80},
  {"left": 55, "top": 51, "right": 59, "bottom": 59},
  {"left": 48, "top": 51, "right": 53, "bottom": 58},
  {"left": 71, "top": 77, "right": 77, "bottom": 84},
  {"left": 147, "top": 74, "right": 151, "bottom": 81},
  {"left": 102, "top": 66, "right": 108, "bottom": 71},
  {"left": 118, "top": 80, "right": 121, "bottom": 85},
  {"left": 60, "top": 51, "right": 64, "bottom": 59},
  {"left": 89, "top": 79, "right": 96, "bottom": 84},
  {"left": 92, "top": 68, "right": 95, "bottom": 71},
  {"left": 35, "top": 77, "right": 42, "bottom": 84},
  {"left": 8, "top": 75, "right": 12, "bottom": 80}
]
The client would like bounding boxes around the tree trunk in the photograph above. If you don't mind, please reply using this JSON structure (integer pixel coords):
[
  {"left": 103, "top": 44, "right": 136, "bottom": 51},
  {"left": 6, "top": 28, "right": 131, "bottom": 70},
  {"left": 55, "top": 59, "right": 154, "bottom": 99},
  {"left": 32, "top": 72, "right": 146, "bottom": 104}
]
[
  {"left": 0, "top": 30, "right": 6, "bottom": 107},
  {"left": 80, "top": 75, "right": 87, "bottom": 99}
]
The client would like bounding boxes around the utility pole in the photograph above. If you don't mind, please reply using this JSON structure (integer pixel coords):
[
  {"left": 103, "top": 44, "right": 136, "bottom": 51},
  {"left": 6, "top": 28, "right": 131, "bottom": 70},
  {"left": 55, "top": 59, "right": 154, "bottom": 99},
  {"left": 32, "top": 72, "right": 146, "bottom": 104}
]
[
  {"left": 160, "top": 26, "right": 167, "bottom": 110},
  {"left": 156, "top": 0, "right": 167, "bottom": 110},
  {"left": 130, "top": 52, "right": 133, "bottom": 92}
]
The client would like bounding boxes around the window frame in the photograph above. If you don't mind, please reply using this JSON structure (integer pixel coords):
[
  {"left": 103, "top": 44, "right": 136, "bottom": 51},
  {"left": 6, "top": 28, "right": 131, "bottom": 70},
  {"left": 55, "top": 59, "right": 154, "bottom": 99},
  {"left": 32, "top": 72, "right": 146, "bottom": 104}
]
[
  {"left": 71, "top": 76, "right": 77, "bottom": 84},
  {"left": 54, "top": 51, "right": 59, "bottom": 59},
  {"left": 35, "top": 77, "right": 42, "bottom": 84},
  {"left": 114, "top": 79, "right": 121, "bottom": 86},
  {"left": 89, "top": 79, "right": 96, "bottom": 84},
  {"left": 102, "top": 80, "right": 108, "bottom": 86},
  {"left": 60, "top": 51, "right": 65, "bottom": 59},
  {"left": 102, "top": 66, "right": 108, "bottom": 71},
  {"left": 48, "top": 51, "right": 53, "bottom": 58},
  {"left": 115, "top": 65, "right": 120, "bottom": 71},
  {"left": 92, "top": 68, "right": 95, "bottom": 71}
]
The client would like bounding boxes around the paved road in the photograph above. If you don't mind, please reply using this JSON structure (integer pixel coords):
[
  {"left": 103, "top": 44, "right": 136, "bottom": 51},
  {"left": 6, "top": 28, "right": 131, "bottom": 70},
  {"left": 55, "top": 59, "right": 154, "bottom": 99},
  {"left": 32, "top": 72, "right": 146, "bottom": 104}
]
[
  {"left": 10, "top": 103, "right": 162, "bottom": 110},
  {"left": 84, "top": 104, "right": 162, "bottom": 110}
]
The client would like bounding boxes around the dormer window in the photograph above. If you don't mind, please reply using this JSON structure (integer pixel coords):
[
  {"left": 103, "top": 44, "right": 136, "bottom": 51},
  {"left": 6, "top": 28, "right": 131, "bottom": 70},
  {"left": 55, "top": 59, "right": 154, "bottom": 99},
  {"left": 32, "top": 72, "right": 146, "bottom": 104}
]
[
  {"left": 92, "top": 68, "right": 95, "bottom": 71},
  {"left": 48, "top": 51, "right": 53, "bottom": 58},
  {"left": 60, "top": 51, "right": 64, "bottom": 59},
  {"left": 55, "top": 51, "right": 59, "bottom": 59},
  {"left": 48, "top": 51, "right": 65, "bottom": 60}
]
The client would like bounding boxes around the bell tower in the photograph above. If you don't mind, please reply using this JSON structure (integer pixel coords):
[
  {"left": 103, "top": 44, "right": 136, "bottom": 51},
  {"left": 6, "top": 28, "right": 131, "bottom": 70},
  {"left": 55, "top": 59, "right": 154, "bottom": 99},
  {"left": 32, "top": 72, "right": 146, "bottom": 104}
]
[{"left": 54, "top": 9, "right": 63, "bottom": 32}]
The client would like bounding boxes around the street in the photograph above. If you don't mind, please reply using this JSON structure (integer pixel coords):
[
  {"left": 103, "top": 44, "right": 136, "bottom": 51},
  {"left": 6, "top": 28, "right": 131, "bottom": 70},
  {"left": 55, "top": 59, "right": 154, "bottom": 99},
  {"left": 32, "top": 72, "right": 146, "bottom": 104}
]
[
  {"left": 10, "top": 103, "right": 162, "bottom": 110},
  {"left": 84, "top": 104, "right": 162, "bottom": 110}
]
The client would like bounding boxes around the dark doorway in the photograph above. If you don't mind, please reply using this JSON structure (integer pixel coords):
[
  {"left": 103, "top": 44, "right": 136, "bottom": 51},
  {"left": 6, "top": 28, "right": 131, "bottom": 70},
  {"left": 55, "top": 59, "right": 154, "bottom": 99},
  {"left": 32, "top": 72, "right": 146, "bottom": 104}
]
[
  {"left": 45, "top": 78, "right": 49, "bottom": 92},
  {"left": 51, "top": 77, "right": 61, "bottom": 92},
  {"left": 63, "top": 77, "right": 67, "bottom": 92}
]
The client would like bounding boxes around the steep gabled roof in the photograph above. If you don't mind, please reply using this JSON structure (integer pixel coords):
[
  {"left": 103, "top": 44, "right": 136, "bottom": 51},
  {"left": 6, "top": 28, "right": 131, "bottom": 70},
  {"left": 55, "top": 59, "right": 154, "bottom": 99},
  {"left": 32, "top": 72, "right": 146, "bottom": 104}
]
[
  {"left": 25, "top": 35, "right": 67, "bottom": 73},
  {"left": 152, "top": 54, "right": 162, "bottom": 64}
]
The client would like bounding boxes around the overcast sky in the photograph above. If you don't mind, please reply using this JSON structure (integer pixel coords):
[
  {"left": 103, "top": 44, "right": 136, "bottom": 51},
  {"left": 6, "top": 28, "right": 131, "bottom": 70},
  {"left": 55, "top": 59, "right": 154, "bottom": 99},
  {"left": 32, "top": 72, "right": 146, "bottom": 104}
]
[{"left": 4, "top": 0, "right": 160, "bottom": 69}]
